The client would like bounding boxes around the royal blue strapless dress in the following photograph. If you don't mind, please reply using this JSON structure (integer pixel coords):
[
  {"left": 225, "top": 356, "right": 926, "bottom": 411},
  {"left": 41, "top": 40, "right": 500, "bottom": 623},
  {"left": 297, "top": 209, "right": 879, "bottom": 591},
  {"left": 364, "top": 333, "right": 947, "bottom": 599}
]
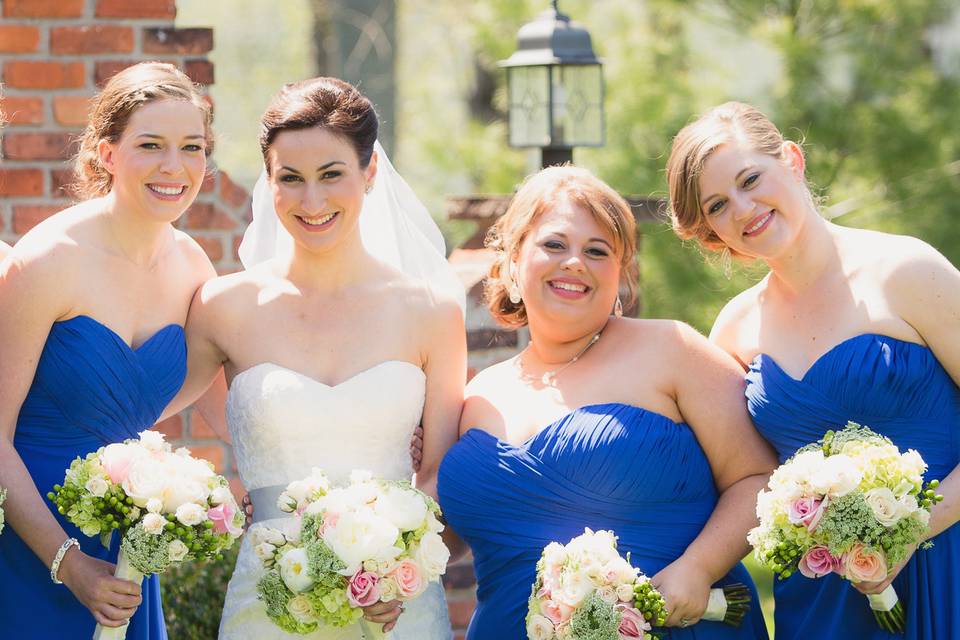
[
  {"left": 438, "top": 402, "right": 769, "bottom": 639},
  {"left": 0, "top": 315, "right": 185, "bottom": 639},
  {"left": 746, "top": 333, "right": 960, "bottom": 640}
]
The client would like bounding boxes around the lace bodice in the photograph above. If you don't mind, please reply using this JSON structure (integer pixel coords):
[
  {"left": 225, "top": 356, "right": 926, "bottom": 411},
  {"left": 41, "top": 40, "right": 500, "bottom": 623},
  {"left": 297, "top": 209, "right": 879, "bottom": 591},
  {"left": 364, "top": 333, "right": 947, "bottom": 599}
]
[{"left": 226, "top": 360, "right": 425, "bottom": 491}]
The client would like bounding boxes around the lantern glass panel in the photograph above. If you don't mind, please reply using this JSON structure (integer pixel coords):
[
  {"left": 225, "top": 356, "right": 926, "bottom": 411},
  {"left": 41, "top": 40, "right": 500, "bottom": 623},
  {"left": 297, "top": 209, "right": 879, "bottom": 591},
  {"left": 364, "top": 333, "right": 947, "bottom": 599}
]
[
  {"left": 550, "top": 64, "right": 604, "bottom": 147},
  {"left": 507, "top": 65, "right": 550, "bottom": 147}
]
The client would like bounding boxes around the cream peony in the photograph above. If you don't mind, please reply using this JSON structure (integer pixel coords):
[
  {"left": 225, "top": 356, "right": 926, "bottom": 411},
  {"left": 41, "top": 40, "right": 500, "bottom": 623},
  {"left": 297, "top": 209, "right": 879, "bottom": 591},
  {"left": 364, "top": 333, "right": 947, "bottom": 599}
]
[
  {"left": 278, "top": 548, "right": 315, "bottom": 593},
  {"left": 138, "top": 430, "right": 166, "bottom": 453},
  {"left": 810, "top": 454, "right": 862, "bottom": 498},
  {"left": 373, "top": 485, "right": 428, "bottom": 532},
  {"left": 322, "top": 508, "right": 400, "bottom": 576}
]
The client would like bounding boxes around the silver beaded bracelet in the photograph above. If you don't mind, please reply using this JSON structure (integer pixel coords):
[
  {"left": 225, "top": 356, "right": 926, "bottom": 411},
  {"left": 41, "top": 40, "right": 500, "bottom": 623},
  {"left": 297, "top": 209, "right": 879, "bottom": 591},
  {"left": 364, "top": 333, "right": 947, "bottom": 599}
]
[{"left": 50, "top": 537, "right": 80, "bottom": 584}]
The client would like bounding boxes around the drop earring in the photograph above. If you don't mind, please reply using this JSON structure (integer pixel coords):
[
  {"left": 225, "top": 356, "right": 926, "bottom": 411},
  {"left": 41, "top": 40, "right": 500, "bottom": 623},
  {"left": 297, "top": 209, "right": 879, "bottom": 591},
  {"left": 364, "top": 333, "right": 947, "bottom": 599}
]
[
  {"left": 614, "top": 296, "right": 623, "bottom": 318},
  {"left": 509, "top": 281, "right": 522, "bottom": 305}
]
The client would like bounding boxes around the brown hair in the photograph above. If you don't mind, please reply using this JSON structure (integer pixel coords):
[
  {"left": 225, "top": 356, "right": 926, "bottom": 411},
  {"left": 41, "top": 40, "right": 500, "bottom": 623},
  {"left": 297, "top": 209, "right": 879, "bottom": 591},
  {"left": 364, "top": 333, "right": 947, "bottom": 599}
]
[
  {"left": 259, "top": 77, "right": 378, "bottom": 173},
  {"left": 72, "top": 62, "right": 212, "bottom": 201},
  {"left": 485, "top": 166, "right": 638, "bottom": 329},
  {"left": 666, "top": 101, "right": 805, "bottom": 253}
]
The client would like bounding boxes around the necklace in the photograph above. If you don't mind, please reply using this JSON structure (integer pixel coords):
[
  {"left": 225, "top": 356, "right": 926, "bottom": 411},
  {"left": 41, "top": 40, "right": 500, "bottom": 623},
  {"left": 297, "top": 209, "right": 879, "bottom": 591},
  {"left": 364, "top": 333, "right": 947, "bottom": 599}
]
[{"left": 528, "top": 328, "right": 603, "bottom": 386}]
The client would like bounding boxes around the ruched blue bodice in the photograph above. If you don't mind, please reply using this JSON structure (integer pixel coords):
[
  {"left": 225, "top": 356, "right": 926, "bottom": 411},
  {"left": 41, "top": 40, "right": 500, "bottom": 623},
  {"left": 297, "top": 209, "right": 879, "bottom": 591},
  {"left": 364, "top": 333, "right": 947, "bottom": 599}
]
[
  {"left": 746, "top": 333, "right": 960, "bottom": 640},
  {"left": 0, "top": 315, "right": 185, "bottom": 639},
  {"left": 438, "top": 403, "right": 768, "bottom": 639}
]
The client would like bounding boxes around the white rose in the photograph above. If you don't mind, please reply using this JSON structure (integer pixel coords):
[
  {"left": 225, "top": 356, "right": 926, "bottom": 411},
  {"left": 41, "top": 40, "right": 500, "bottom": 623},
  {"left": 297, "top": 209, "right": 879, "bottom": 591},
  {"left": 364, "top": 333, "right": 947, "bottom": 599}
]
[
  {"left": 555, "top": 571, "right": 593, "bottom": 607},
  {"left": 526, "top": 614, "right": 555, "bottom": 640},
  {"left": 413, "top": 532, "right": 450, "bottom": 579},
  {"left": 900, "top": 450, "right": 927, "bottom": 477},
  {"left": 286, "top": 594, "right": 317, "bottom": 624},
  {"left": 810, "top": 454, "right": 862, "bottom": 498},
  {"left": 168, "top": 539, "right": 189, "bottom": 562},
  {"left": 616, "top": 583, "right": 635, "bottom": 602},
  {"left": 138, "top": 430, "right": 167, "bottom": 453},
  {"left": 146, "top": 498, "right": 163, "bottom": 514},
  {"left": 596, "top": 585, "right": 618, "bottom": 604},
  {"left": 176, "top": 502, "right": 207, "bottom": 526},
  {"left": 374, "top": 486, "right": 429, "bottom": 532},
  {"left": 142, "top": 512, "right": 166, "bottom": 536},
  {"left": 378, "top": 575, "right": 400, "bottom": 602},
  {"left": 249, "top": 525, "right": 286, "bottom": 548},
  {"left": 278, "top": 548, "right": 315, "bottom": 593},
  {"left": 85, "top": 476, "right": 109, "bottom": 498},
  {"left": 322, "top": 509, "right": 400, "bottom": 576},
  {"left": 865, "top": 488, "right": 902, "bottom": 526},
  {"left": 210, "top": 486, "right": 232, "bottom": 506}
]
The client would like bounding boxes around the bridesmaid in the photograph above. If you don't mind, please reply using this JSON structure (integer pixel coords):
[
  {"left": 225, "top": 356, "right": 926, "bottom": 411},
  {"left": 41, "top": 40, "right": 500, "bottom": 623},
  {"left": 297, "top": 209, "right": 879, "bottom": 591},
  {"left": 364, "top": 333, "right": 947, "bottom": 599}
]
[
  {"left": 0, "top": 62, "right": 216, "bottom": 638},
  {"left": 438, "top": 166, "right": 774, "bottom": 639},
  {"left": 666, "top": 102, "right": 960, "bottom": 639}
]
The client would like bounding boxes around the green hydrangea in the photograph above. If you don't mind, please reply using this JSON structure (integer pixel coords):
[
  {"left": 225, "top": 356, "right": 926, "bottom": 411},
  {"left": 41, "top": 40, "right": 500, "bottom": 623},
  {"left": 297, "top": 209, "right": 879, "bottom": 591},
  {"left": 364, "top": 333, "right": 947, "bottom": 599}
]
[{"left": 257, "top": 571, "right": 318, "bottom": 634}]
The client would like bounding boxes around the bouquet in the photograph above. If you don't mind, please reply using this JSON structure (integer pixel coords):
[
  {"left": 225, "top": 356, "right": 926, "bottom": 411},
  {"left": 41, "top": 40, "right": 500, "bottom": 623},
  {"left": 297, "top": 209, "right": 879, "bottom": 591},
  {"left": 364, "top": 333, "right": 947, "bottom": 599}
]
[
  {"left": 0, "top": 486, "right": 6, "bottom": 534},
  {"left": 254, "top": 468, "right": 450, "bottom": 638},
  {"left": 748, "top": 422, "right": 943, "bottom": 633},
  {"left": 48, "top": 430, "right": 244, "bottom": 639},
  {"left": 526, "top": 528, "right": 750, "bottom": 639}
]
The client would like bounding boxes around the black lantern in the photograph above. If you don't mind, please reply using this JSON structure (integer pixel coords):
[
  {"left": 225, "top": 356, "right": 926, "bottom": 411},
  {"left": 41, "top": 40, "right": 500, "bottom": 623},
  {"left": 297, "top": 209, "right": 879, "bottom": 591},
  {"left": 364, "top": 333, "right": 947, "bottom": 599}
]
[{"left": 500, "top": 1, "right": 604, "bottom": 167}]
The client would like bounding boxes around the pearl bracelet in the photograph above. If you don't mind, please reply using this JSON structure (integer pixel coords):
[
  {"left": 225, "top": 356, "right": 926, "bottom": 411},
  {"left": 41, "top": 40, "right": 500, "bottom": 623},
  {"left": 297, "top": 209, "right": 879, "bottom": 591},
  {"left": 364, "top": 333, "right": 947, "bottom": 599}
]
[{"left": 50, "top": 537, "right": 80, "bottom": 584}]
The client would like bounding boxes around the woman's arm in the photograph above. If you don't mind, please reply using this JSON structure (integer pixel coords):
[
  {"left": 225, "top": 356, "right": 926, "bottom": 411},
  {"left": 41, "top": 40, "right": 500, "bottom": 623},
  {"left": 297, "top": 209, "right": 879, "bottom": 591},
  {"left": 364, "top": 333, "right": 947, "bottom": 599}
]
[
  {"left": 413, "top": 297, "right": 467, "bottom": 501},
  {"left": 159, "top": 275, "right": 229, "bottom": 421},
  {"left": 0, "top": 248, "right": 142, "bottom": 627},
  {"left": 653, "top": 322, "right": 777, "bottom": 626}
]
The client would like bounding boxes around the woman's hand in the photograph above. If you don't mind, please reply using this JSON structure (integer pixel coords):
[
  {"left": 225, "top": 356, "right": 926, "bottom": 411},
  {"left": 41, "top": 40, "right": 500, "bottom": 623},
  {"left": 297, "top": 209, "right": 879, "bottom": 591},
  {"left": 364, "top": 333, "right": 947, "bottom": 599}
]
[
  {"left": 241, "top": 493, "right": 254, "bottom": 528},
  {"left": 362, "top": 599, "right": 404, "bottom": 632},
  {"left": 59, "top": 550, "right": 143, "bottom": 627},
  {"left": 651, "top": 557, "right": 712, "bottom": 628},
  {"left": 410, "top": 424, "right": 424, "bottom": 473}
]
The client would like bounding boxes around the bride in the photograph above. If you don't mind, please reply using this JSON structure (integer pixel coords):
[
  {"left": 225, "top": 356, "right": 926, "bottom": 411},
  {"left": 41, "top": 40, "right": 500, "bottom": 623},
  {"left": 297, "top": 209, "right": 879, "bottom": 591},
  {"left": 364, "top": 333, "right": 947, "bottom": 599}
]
[{"left": 163, "top": 77, "right": 465, "bottom": 638}]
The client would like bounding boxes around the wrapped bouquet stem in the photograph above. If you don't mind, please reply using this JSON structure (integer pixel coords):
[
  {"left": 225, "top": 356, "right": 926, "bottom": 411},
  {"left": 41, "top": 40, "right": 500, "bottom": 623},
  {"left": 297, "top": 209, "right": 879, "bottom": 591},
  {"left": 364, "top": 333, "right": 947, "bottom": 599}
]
[
  {"left": 48, "top": 430, "right": 244, "bottom": 640},
  {"left": 748, "top": 422, "right": 943, "bottom": 633}
]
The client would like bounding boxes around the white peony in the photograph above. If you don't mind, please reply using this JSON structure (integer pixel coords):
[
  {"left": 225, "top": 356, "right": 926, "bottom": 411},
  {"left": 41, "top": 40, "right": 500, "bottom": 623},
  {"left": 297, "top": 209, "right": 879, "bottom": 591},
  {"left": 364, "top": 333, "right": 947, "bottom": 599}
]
[
  {"left": 865, "top": 487, "right": 903, "bottom": 527},
  {"left": 138, "top": 430, "right": 167, "bottom": 453},
  {"left": 283, "top": 469, "right": 331, "bottom": 510},
  {"left": 373, "top": 486, "right": 428, "bottom": 532},
  {"left": 555, "top": 569, "right": 594, "bottom": 607},
  {"left": 899, "top": 450, "right": 927, "bottom": 478},
  {"left": 413, "top": 532, "right": 450, "bottom": 579},
  {"left": 141, "top": 513, "right": 166, "bottom": 536},
  {"left": 526, "top": 614, "right": 556, "bottom": 640},
  {"left": 168, "top": 539, "right": 189, "bottom": 562},
  {"left": 810, "top": 454, "right": 862, "bottom": 498},
  {"left": 278, "top": 548, "right": 315, "bottom": 593},
  {"left": 175, "top": 502, "right": 207, "bottom": 527},
  {"left": 84, "top": 476, "right": 109, "bottom": 498},
  {"left": 323, "top": 508, "right": 400, "bottom": 576}
]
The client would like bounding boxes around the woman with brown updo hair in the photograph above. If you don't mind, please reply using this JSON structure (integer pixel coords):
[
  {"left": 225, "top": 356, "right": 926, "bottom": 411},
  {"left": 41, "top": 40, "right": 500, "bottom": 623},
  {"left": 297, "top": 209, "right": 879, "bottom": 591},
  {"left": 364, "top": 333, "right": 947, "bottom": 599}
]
[
  {"left": 437, "top": 165, "right": 773, "bottom": 639},
  {"left": 0, "top": 62, "right": 216, "bottom": 638},
  {"left": 667, "top": 102, "right": 960, "bottom": 639},
  {"left": 162, "top": 77, "right": 464, "bottom": 638}
]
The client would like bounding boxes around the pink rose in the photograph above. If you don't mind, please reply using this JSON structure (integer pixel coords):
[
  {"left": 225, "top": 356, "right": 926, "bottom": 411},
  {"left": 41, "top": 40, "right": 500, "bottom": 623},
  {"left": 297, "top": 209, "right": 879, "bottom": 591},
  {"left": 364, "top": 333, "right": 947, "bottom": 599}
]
[
  {"left": 789, "top": 496, "right": 829, "bottom": 532},
  {"left": 388, "top": 560, "right": 423, "bottom": 598},
  {"left": 207, "top": 502, "right": 242, "bottom": 536},
  {"left": 842, "top": 543, "right": 888, "bottom": 583},
  {"left": 798, "top": 545, "right": 842, "bottom": 578},
  {"left": 616, "top": 604, "right": 651, "bottom": 638},
  {"left": 347, "top": 569, "right": 381, "bottom": 607},
  {"left": 541, "top": 599, "right": 574, "bottom": 625}
]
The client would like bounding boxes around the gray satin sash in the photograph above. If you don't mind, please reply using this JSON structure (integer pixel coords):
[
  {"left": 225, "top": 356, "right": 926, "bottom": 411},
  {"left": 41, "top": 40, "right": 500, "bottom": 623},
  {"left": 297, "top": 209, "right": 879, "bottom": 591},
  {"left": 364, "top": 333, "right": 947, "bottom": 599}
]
[{"left": 248, "top": 485, "right": 289, "bottom": 524}]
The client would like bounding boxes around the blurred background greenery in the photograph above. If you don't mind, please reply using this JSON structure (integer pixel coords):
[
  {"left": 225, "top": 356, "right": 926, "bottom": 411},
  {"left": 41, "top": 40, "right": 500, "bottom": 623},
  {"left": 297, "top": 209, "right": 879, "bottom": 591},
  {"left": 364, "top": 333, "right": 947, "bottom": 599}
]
[{"left": 173, "top": 1, "right": 960, "bottom": 636}]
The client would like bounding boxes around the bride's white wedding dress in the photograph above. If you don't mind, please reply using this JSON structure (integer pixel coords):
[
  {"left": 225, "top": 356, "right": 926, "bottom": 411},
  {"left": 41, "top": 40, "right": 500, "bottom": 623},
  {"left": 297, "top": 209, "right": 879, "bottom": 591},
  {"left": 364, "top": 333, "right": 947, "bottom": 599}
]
[{"left": 218, "top": 360, "right": 453, "bottom": 640}]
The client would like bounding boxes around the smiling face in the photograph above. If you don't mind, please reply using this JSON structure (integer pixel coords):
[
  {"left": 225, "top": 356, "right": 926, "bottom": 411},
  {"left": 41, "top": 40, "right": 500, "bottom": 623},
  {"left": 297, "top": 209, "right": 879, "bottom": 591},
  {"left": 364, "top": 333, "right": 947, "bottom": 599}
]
[
  {"left": 697, "top": 140, "right": 812, "bottom": 260},
  {"left": 99, "top": 99, "right": 207, "bottom": 223},
  {"left": 515, "top": 195, "right": 621, "bottom": 329},
  {"left": 266, "top": 126, "right": 377, "bottom": 255}
]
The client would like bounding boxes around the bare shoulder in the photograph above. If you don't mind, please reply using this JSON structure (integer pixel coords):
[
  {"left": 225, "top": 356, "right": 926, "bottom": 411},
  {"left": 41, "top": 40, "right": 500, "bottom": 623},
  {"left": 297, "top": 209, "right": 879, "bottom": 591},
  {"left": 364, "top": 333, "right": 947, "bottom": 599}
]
[
  {"left": 195, "top": 261, "right": 274, "bottom": 308},
  {"left": 172, "top": 229, "right": 217, "bottom": 281},
  {"left": 612, "top": 317, "right": 703, "bottom": 355},
  {"left": 387, "top": 270, "right": 464, "bottom": 330},
  {"left": 465, "top": 356, "right": 516, "bottom": 399},
  {"left": 709, "top": 278, "right": 765, "bottom": 353}
]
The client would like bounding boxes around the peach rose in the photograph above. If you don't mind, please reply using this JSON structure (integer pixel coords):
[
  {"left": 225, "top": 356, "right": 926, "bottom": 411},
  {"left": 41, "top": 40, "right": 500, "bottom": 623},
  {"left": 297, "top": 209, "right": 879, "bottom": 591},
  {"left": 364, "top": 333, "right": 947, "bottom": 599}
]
[
  {"left": 842, "top": 543, "right": 888, "bottom": 583},
  {"left": 388, "top": 559, "right": 423, "bottom": 598}
]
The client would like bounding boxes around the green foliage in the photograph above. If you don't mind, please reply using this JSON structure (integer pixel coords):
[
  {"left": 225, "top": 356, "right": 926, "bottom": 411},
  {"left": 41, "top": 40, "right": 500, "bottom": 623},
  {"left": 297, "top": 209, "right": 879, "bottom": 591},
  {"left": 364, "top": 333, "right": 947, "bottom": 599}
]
[{"left": 161, "top": 544, "right": 240, "bottom": 640}]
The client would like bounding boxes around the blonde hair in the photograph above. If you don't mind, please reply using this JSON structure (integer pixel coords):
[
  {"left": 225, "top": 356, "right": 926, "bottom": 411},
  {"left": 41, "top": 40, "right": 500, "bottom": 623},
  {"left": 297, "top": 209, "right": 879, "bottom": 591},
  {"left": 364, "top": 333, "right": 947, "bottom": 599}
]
[
  {"left": 666, "top": 101, "right": 806, "bottom": 253},
  {"left": 72, "top": 62, "right": 212, "bottom": 200},
  {"left": 485, "top": 166, "right": 638, "bottom": 329}
]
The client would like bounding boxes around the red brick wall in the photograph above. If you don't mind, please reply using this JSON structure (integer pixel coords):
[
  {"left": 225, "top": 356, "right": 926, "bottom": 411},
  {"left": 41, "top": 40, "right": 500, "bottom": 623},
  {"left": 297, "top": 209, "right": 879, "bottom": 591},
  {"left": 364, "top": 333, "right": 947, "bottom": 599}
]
[{"left": 0, "top": 0, "right": 478, "bottom": 634}]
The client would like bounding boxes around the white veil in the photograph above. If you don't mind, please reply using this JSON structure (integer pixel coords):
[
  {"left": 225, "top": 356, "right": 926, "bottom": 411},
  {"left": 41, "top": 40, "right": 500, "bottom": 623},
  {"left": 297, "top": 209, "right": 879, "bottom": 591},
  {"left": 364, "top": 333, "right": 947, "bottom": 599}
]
[{"left": 238, "top": 141, "right": 465, "bottom": 313}]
